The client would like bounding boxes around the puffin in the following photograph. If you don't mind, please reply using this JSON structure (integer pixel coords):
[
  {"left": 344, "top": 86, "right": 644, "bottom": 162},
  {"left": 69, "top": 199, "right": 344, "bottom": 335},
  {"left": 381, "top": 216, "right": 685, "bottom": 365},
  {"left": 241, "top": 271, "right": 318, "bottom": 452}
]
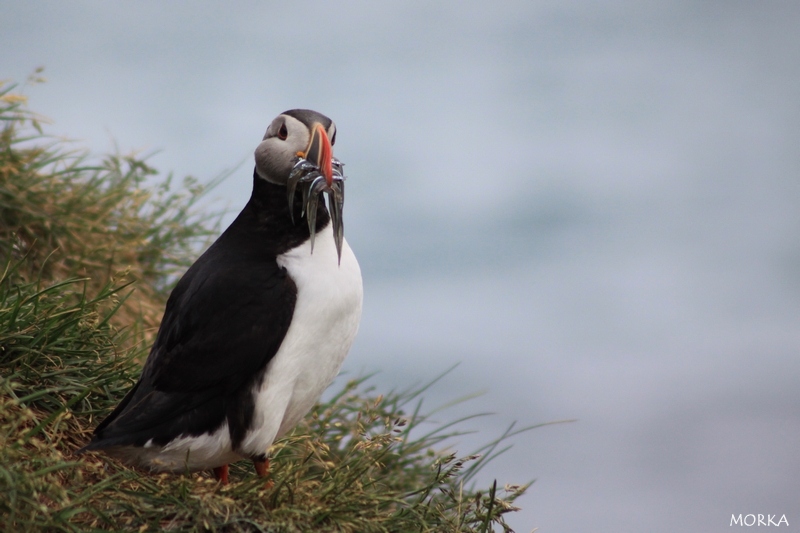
[{"left": 80, "top": 110, "right": 363, "bottom": 484}]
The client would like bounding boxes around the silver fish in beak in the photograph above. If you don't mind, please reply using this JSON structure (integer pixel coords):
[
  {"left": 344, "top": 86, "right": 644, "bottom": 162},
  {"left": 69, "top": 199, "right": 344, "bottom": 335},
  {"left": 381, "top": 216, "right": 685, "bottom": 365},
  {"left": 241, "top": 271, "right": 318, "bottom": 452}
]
[{"left": 285, "top": 123, "right": 346, "bottom": 264}]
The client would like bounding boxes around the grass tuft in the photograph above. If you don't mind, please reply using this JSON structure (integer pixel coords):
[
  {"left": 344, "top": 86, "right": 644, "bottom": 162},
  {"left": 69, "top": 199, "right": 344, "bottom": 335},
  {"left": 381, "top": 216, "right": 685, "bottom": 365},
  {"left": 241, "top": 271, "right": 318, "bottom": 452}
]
[
  {"left": 0, "top": 77, "right": 222, "bottom": 343},
  {"left": 1, "top": 77, "right": 532, "bottom": 532}
]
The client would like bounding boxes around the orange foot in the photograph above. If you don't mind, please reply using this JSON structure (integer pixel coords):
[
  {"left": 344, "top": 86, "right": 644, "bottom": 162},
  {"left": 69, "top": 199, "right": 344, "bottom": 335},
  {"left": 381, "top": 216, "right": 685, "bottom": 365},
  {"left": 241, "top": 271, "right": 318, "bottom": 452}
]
[
  {"left": 254, "top": 458, "right": 273, "bottom": 489},
  {"left": 213, "top": 464, "right": 229, "bottom": 485}
]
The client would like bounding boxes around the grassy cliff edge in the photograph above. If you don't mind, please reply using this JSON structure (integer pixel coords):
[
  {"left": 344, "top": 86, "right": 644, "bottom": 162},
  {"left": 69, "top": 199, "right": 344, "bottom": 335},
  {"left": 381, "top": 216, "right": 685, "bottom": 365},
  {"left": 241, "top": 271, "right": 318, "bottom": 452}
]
[{"left": 0, "top": 78, "right": 531, "bottom": 533}]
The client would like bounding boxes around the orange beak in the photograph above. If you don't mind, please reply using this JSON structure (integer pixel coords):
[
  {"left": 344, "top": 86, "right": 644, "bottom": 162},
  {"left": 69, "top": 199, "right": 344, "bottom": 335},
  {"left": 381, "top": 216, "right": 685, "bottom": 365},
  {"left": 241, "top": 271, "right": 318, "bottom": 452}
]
[{"left": 304, "top": 123, "right": 333, "bottom": 186}]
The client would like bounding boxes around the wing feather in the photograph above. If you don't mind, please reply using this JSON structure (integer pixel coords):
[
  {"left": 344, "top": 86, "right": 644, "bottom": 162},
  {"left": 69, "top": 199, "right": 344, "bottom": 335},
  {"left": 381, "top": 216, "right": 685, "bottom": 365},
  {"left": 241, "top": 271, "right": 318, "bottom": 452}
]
[{"left": 86, "top": 250, "right": 296, "bottom": 449}]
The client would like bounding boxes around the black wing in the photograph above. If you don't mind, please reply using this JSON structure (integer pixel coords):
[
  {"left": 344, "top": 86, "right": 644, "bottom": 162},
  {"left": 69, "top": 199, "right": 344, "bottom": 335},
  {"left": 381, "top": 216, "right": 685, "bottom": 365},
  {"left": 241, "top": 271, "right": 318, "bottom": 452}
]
[{"left": 84, "top": 246, "right": 296, "bottom": 450}]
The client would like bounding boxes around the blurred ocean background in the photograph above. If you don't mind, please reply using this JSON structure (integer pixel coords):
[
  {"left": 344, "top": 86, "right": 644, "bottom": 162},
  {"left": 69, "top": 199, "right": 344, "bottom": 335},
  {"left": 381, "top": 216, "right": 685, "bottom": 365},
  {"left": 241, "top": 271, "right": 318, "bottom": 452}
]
[{"left": 4, "top": 2, "right": 799, "bottom": 531}]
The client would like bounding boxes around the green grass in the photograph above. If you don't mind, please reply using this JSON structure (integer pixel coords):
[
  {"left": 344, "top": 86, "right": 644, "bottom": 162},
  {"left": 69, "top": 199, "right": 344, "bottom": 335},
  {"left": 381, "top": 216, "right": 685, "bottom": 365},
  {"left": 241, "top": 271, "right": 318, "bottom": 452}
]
[{"left": 0, "top": 76, "right": 533, "bottom": 532}]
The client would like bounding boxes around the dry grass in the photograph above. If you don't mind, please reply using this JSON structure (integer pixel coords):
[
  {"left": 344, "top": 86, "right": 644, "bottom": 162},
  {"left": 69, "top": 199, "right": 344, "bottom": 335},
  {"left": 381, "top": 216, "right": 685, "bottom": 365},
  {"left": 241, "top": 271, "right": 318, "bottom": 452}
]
[{"left": 0, "top": 73, "right": 221, "bottom": 343}]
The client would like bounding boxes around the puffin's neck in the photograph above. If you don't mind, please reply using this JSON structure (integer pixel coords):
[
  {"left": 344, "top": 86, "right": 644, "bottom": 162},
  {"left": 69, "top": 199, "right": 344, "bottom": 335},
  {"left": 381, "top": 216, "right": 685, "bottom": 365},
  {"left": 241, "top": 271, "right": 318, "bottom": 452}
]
[{"left": 227, "top": 169, "right": 330, "bottom": 256}]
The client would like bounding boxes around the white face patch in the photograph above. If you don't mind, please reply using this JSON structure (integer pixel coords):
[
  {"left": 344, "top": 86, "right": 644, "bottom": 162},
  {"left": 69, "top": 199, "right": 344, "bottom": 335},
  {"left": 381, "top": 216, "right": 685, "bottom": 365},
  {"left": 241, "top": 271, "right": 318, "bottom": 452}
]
[
  {"left": 254, "top": 113, "right": 338, "bottom": 185},
  {"left": 254, "top": 115, "right": 311, "bottom": 184},
  {"left": 262, "top": 114, "right": 309, "bottom": 144}
]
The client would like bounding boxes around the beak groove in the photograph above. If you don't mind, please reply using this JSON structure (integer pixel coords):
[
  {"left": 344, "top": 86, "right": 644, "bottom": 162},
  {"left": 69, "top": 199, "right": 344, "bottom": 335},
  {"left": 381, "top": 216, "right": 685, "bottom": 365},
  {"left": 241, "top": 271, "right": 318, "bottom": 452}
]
[{"left": 305, "top": 123, "right": 333, "bottom": 186}]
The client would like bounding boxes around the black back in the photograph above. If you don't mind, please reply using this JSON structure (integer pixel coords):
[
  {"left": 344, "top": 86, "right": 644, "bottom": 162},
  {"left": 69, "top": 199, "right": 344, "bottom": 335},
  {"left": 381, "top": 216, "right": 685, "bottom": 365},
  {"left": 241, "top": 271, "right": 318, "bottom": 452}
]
[{"left": 83, "top": 170, "right": 330, "bottom": 453}]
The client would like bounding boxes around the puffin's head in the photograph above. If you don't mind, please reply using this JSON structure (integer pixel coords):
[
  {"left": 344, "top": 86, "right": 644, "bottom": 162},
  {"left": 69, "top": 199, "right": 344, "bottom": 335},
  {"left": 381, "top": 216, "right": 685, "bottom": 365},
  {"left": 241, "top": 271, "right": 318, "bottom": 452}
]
[
  {"left": 254, "top": 109, "right": 336, "bottom": 186},
  {"left": 254, "top": 109, "right": 347, "bottom": 263}
]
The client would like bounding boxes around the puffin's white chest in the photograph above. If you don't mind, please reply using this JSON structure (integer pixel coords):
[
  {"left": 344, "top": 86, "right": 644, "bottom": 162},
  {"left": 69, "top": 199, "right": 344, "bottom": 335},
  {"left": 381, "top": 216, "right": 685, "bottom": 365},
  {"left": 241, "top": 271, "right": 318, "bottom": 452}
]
[{"left": 240, "top": 223, "right": 363, "bottom": 456}]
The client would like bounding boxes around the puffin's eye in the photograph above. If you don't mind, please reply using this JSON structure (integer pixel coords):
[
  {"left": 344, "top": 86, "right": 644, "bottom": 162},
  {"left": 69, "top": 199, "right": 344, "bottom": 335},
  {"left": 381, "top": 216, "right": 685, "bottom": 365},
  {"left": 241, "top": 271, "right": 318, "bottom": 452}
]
[
  {"left": 330, "top": 130, "right": 336, "bottom": 146},
  {"left": 278, "top": 123, "right": 288, "bottom": 140}
]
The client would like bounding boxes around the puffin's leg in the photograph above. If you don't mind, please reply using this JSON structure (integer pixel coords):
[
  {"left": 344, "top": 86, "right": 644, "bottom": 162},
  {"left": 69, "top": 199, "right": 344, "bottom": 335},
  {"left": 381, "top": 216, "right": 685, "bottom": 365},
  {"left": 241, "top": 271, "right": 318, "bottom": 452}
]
[
  {"left": 254, "top": 458, "right": 273, "bottom": 488},
  {"left": 213, "top": 464, "right": 229, "bottom": 485},
  {"left": 254, "top": 458, "right": 269, "bottom": 478}
]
